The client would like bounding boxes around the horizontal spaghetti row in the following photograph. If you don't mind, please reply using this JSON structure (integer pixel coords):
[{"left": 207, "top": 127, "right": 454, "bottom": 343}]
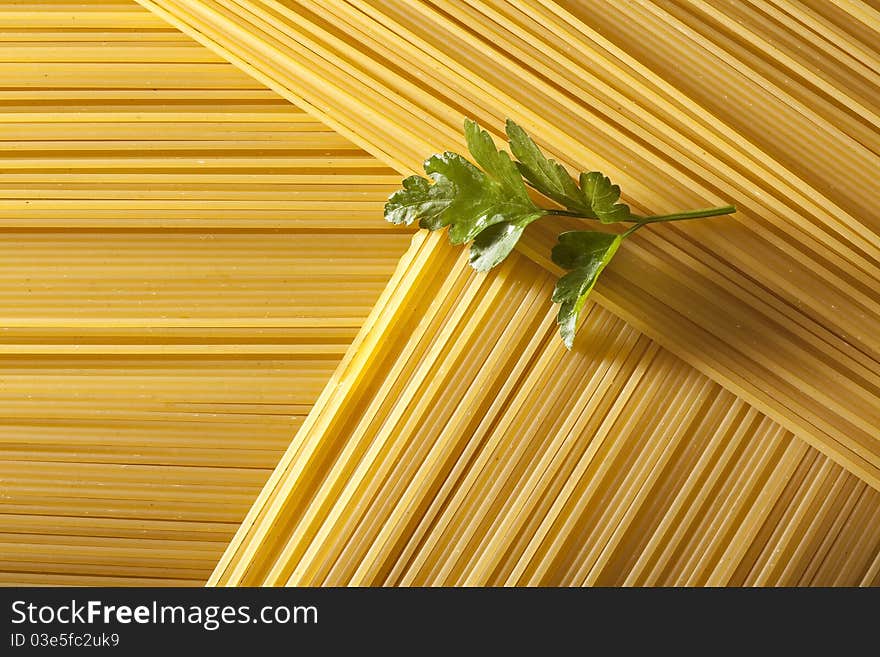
[{"left": 0, "top": 0, "right": 410, "bottom": 586}]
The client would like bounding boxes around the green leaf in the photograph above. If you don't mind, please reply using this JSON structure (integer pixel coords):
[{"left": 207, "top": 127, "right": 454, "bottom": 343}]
[
  {"left": 421, "top": 151, "right": 490, "bottom": 240},
  {"left": 386, "top": 118, "right": 735, "bottom": 352},
  {"left": 468, "top": 221, "right": 527, "bottom": 272},
  {"left": 464, "top": 119, "right": 531, "bottom": 206},
  {"left": 505, "top": 119, "right": 593, "bottom": 217},
  {"left": 505, "top": 120, "right": 633, "bottom": 223},
  {"left": 384, "top": 119, "right": 542, "bottom": 269},
  {"left": 384, "top": 174, "right": 452, "bottom": 227},
  {"left": 579, "top": 171, "right": 632, "bottom": 223},
  {"left": 551, "top": 230, "right": 624, "bottom": 349}
]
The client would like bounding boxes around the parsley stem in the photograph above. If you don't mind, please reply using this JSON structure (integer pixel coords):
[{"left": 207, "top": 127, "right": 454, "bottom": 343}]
[
  {"left": 621, "top": 223, "right": 643, "bottom": 239},
  {"left": 545, "top": 209, "right": 595, "bottom": 218},
  {"left": 633, "top": 205, "right": 736, "bottom": 224},
  {"left": 544, "top": 205, "right": 735, "bottom": 224}
]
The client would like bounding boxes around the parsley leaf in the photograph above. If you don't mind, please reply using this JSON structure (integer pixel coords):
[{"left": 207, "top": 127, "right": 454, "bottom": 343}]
[
  {"left": 506, "top": 119, "right": 633, "bottom": 223},
  {"left": 469, "top": 221, "right": 529, "bottom": 271},
  {"left": 505, "top": 119, "right": 593, "bottom": 217},
  {"left": 384, "top": 120, "right": 542, "bottom": 271},
  {"left": 383, "top": 174, "right": 452, "bottom": 227},
  {"left": 579, "top": 171, "right": 632, "bottom": 224},
  {"left": 551, "top": 230, "right": 625, "bottom": 349},
  {"left": 384, "top": 118, "right": 735, "bottom": 350}
]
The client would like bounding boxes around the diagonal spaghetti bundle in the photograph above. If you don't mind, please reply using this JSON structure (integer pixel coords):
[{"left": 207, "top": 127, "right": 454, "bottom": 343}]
[
  {"left": 141, "top": 0, "right": 880, "bottom": 489},
  {"left": 207, "top": 238, "right": 880, "bottom": 585},
  {"left": 126, "top": 0, "right": 880, "bottom": 586}
]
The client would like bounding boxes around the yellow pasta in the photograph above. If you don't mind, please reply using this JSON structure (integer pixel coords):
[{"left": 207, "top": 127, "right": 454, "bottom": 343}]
[
  {"left": 1, "top": 0, "right": 877, "bottom": 587},
  {"left": 210, "top": 252, "right": 880, "bottom": 586},
  {"left": 142, "top": 0, "right": 880, "bottom": 485},
  {"left": 0, "top": 0, "right": 410, "bottom": 586},
  {"left": 128, "top": 0, "right": 880, "bottom": 586}
]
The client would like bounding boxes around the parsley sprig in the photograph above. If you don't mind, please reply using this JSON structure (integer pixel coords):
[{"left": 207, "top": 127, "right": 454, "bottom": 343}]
[{"left": 385, "top": 119, "right": 735, "bottom": 349}]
